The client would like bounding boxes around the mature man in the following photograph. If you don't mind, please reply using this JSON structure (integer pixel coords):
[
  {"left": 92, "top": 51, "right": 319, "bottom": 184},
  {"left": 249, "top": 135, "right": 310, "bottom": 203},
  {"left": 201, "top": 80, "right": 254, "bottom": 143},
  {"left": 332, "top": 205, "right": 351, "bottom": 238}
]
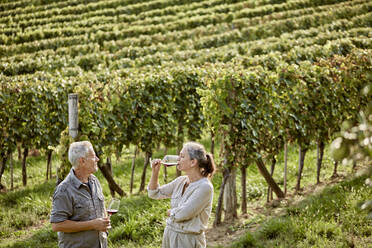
[{"left": 50, "top": 141, "right": 110, "bottom": 248}]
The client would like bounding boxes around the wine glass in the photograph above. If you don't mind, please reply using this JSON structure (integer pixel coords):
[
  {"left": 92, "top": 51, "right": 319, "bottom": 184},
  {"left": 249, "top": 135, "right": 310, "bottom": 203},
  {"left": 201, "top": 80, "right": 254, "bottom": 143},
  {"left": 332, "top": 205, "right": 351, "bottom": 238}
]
[
  {"left": 162, "top": 155, "right": 179, "bottom": 166},
  {"left": 150, "top": 155, "right": 179, "bottom": 168},
  {"left": 107, "top": 198, "right": 120, "bottom": 216}
]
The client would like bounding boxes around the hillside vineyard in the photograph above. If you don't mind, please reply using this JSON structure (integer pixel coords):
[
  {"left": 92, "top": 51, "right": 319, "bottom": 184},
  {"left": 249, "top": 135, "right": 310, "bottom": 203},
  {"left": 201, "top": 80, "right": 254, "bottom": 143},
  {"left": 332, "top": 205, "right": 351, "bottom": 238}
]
[{"left": 0, "top": 0, "right": 370, "bottom": 192}]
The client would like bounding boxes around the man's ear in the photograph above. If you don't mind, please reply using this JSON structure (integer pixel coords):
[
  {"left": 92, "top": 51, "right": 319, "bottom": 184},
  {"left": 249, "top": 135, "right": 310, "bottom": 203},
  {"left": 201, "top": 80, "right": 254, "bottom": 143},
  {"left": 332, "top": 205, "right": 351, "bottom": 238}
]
[{"left": 79, "top": 157, "right": 85, "bottom": 165}]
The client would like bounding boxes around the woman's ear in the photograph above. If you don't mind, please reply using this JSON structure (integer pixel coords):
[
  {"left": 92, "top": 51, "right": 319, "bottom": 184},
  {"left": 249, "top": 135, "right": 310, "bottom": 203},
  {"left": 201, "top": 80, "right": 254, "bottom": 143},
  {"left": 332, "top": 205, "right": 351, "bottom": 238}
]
[{"left": 191, "top": 158, "right": 198, "bottom": 167}]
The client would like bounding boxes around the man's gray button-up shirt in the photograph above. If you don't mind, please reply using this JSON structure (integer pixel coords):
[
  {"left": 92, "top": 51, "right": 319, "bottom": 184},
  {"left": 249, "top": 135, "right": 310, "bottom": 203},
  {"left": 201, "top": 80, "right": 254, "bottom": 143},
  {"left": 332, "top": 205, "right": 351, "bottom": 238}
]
[{"left": 50, "top": 169, "right": 107, "bottom": 248}]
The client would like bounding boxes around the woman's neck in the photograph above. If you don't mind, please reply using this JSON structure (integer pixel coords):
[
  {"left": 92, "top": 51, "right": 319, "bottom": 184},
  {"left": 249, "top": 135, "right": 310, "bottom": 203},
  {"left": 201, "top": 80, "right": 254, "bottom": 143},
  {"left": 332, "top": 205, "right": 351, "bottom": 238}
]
[{"left": 186, "top": 170, "right": 204, "bottom": 183}]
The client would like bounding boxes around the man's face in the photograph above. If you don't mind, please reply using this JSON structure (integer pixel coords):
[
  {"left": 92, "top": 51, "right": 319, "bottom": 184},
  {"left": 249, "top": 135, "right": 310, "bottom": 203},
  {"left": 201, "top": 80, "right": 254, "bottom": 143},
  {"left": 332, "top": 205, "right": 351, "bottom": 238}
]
[{"left": 82, "top": 148, "right": 99, "bottom": 174}]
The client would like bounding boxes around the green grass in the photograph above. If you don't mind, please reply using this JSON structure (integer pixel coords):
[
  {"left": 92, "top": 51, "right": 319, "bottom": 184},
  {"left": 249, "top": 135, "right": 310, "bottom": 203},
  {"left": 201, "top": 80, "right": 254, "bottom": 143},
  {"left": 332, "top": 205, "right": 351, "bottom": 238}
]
[
  {"left": 107, "top": 196, "right": 167, "bottom": 248},
  {"left": 0, "top": 138, "right": 370, "bottom": 248},
  {"left": 230, "top": 169, "right": 372, "bottom": 248}
]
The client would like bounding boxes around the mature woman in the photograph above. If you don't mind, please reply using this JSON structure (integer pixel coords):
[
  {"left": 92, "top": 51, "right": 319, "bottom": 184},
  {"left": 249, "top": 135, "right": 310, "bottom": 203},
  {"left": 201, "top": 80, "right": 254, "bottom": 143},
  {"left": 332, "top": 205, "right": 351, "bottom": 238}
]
[{"left": 148, "top": 141, "right": 215, "bottom": 248}]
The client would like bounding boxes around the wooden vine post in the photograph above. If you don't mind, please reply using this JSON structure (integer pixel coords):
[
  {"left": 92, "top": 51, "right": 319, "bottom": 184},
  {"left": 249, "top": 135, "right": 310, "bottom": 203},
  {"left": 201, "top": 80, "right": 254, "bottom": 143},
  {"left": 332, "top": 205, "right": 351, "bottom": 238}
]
[
  {"left": 68, "top": 93, "right": 79, "bottom": 139},
  {"left": 56, "top": 93, "right": 78, "bottom": 185}
]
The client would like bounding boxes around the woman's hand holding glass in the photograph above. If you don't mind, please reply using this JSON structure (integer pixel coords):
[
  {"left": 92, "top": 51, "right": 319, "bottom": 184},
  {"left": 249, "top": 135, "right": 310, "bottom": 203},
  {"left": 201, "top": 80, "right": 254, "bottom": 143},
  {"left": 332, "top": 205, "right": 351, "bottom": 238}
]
[{"left": 150, "top": 158, "right": 162, "bottom": 172}]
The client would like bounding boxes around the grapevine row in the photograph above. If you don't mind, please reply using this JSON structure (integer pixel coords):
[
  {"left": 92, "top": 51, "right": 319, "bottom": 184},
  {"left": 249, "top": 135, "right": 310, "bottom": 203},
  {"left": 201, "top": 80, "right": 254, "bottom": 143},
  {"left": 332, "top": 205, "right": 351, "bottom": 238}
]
[
  {"left": 1, "top": 0, "right": 368, "bottom": 56},
  {"left": 1, "top": 8, "right": 370, "bottom": 76}
]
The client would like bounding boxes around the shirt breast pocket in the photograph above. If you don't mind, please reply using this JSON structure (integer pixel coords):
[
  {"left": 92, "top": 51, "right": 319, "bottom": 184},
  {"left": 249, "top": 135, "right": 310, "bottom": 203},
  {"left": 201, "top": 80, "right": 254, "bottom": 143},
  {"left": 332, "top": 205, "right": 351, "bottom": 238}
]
[
  {"left": 73, "top": 199, "right": 91, "bottom": 221},
  {"left": 94, "top": 190, "right": 105, "bottom": 216},
  {"left": 97, "top": 191, "right": 104, "bottom": 202}
]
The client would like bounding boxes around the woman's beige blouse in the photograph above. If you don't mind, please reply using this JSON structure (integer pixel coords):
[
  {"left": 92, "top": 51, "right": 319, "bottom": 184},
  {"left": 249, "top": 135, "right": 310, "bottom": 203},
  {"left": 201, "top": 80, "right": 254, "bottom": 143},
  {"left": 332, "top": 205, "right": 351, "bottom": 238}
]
[{"left": 148, "top": 176, "right": 213, "bottom": 234}]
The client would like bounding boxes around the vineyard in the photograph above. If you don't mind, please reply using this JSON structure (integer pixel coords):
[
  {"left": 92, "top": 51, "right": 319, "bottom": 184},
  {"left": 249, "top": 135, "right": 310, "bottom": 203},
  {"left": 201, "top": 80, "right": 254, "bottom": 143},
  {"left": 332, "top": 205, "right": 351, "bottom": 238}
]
[{"left": 0, "top": 0, "right": 371, "bottom": 247}]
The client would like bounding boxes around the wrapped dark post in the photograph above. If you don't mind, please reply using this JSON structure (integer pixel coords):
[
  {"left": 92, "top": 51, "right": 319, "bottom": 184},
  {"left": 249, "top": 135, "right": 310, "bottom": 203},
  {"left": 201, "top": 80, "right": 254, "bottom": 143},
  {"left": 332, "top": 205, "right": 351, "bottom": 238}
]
[
  {"left": 56, "top": 93, "right": 78, "bottom": 185},
  {"left": 68, "top": 93, "right": 78, "bottom": 138}
]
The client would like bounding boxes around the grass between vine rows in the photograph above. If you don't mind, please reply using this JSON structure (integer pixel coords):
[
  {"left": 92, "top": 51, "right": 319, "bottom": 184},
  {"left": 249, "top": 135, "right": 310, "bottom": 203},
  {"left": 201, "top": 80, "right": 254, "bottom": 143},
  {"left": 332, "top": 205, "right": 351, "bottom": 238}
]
[{"left": 0, "top": 136, "right": 370, "bottom": 248}]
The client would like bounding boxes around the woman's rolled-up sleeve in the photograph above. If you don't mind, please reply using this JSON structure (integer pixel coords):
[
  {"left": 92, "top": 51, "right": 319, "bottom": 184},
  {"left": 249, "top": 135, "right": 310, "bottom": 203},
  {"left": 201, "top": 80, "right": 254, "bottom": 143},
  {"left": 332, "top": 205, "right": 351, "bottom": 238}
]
[{"left": 147, "top": 176, "right": 184, "bottom": 200}]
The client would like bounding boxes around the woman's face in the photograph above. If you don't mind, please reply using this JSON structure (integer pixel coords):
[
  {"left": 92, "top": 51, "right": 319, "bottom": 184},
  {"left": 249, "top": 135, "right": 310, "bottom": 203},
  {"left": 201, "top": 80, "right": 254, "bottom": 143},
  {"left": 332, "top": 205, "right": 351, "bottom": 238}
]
[{"left": 177, "top": 147, "right": 195, "bottom": 172}]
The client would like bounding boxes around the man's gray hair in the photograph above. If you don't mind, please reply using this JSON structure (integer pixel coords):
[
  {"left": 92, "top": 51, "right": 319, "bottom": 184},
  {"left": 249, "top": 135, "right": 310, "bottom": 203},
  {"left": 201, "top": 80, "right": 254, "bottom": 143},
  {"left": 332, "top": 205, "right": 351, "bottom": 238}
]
[{"left": 68, "top": 141, "right": 93, "bottom": 169}]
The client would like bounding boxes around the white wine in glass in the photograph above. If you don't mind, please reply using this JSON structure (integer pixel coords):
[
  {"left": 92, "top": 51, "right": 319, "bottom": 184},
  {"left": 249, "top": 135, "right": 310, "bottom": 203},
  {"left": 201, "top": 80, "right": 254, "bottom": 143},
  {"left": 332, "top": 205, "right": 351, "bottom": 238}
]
[
  {"left": 150, "top": 155, "right": 179, "bottom": 168},
  {"left": 107, "top": 198, "right": 120, "bottom": 216}
]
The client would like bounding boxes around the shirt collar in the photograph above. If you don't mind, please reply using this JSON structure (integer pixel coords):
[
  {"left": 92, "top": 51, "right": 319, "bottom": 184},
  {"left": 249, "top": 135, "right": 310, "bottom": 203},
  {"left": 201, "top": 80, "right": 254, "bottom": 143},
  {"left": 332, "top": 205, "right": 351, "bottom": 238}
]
[
  {"left": 189, "top": 177, "right": 208, "bottom": 186},
  {"left": 67, "top": 168, "right": 92, "bottom": 189}
]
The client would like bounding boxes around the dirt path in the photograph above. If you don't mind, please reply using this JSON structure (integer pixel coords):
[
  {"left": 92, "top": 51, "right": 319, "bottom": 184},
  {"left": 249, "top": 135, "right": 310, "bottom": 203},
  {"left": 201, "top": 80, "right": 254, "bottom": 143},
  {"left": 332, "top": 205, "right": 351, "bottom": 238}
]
[{"left": 205, "top": 201, "right": 287, "bottom": 248}]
